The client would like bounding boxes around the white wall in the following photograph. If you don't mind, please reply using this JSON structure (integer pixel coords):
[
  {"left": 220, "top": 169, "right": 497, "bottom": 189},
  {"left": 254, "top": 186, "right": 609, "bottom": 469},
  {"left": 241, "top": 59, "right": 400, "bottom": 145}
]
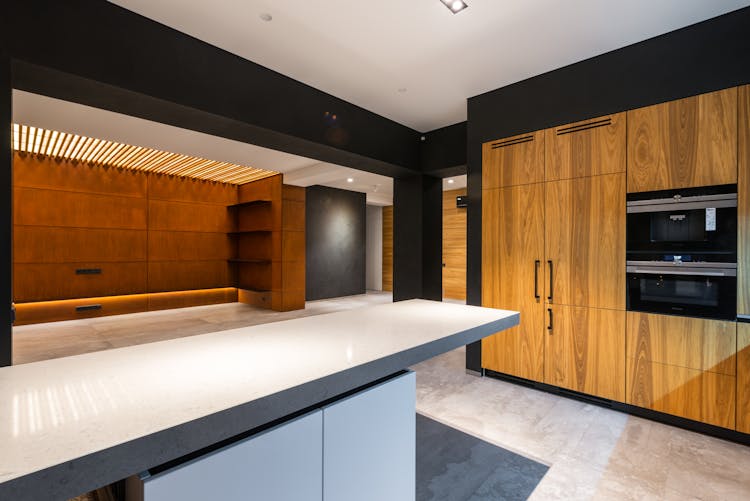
[{"left": 365, "top": 205, "right": 383, "bottom": 291}]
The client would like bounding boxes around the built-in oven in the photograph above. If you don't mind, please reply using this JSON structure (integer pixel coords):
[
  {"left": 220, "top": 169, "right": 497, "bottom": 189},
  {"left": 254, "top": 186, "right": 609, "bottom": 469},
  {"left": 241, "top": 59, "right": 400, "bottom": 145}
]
[
  {"left": 626, "top": 184, "right": 737, "bottom": 320},
  {"left": 626, "top": 262, "right": 737, "bottom": 320}
]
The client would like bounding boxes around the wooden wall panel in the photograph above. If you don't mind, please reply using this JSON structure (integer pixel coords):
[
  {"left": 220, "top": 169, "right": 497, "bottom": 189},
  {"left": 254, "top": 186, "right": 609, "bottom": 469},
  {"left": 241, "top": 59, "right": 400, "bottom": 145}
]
[
  {"left": 148, "top": 231, "right": 234, "bottom": 261},
  {"left": 545, "top": 112, "right": 626, "bottom": 181},
  {"left": 626, "top": 312, "right": 737, "bottom": 376},
  {"left": 14, "top": 263, "right": 147, "bottom": 302},
  {"left": 627, "top": 87, "right": 738, "bottom": 192},
  {"left": 626, "top": 312, "right": 737, "bottom": 429},
  {"left": 280, "top": 185, "right": 306, "bottom": 311},
  {"left": 738, "top": 323, "right": 750, "bottom": 433},
  {"left": 146, "top": 288, "right": 238, "bottom": 312},
  {"left": 545, "top": 173, "right": 626, "bottom": 310},
  {"left": 442, "top": 188, "right": 467, "bottom": 301},
  {"left": 147, "top": 261, "right": 232, "bottom": 293},
  {"left": 13, "top": 153, "right": 147, "bottom": 198},
  {"left": 147, "top": 174, "right": 237, "bottom": 205},
  {"left": 14, "top": 295, "right": 150, "bottom": 325},
  {"left": 382, "top": 206, "right": 393, "bottom": 292},
  {"left": 14, "top": 227, "right": 146, "bottom": 263},
  {"left": 238, "top": 174, "right": 282, "bottom": 203},
  {"left": 739, "top": 85, "right": 750, "bottom": 317},
  {"left": 14, "top": 188, "right": 147, "bottom": 229},
  {"left": 545, "top": 305, "right": 626, "bottom": 401},
  {"left": 481, "top": 184, "right": 545, "bottom": 382},
  {"left": 482, "top": 130, "right": 545, "bottom": 189},
  {"left": 148, "top": 200, "right": 234, "bottom": 233}
]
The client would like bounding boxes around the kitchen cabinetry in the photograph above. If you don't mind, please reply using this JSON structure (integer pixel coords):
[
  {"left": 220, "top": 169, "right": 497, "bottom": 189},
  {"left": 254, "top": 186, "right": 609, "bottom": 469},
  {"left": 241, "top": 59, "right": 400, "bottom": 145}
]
[
  {"left": 482, "top": 129, "right": 626, "bottom": 399},
  {"left": 738, "top": 323, "right": 750, "bottom": 434},
  {"left": 482, "top": 130, "right": 544, "bottom": 189},
  {"left": 626, "top": 312, "right": 736, "bottom": 429},
  {"left": 545, "top": 305, "right": 625, "bottom": 401},
  {"left": 482, "top": 184, "right": 545, "bottom": 382},
  {"left": 627, "top": 87, "right": 738, "bottom": 192},
  {"left": 545, "top": 112, "right": 626, "bottom": 181},
  {"left": 545, "top": 173, "right": 626, "bottom": 310},
  {"left": 739, "top": 85, "right": 750, "bottom": 317}
]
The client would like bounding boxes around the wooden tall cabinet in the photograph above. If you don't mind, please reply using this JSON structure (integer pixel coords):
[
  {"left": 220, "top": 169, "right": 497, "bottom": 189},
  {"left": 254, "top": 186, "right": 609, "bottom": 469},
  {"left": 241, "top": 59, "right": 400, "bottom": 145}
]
[
  {"left": 482, "top": 183, "right": 545, "bottom": 381},
  {"left": 482, "top": 113, "right": 626, "bottom": 399},
  {"left": 627, "top": 87, "right": 738, "bottom": 192}
]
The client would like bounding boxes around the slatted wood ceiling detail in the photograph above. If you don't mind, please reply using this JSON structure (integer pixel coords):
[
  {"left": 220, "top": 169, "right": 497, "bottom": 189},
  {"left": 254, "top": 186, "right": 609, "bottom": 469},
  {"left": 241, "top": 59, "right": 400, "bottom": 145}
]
[{"left": 12, "top": 124, "right": 277, "bottom": 185}]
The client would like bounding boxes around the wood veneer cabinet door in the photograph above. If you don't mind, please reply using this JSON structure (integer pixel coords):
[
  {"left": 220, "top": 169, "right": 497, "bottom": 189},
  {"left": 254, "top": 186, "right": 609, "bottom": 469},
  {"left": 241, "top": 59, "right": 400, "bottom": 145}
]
[
  {"left": 738, "top": 323, "right": 750, "bottom": 433},
  {"left": 482, "top": 131, "right": 545, "bottom": 189},
  {"left": 627, "top": 87, "right": 738, "bottom": 192},
  {"left": 739, "top": 85, "right": 750, "bottom": 317},
  {"left": 544, "top": 173, "right": 626, "bottom": 310},
  {"left": 545, "top": 112, "right": 626, "bottom": 181},
  {"left": 481, "top": 184, "right": 545, "bottom": 381},
  {"left": 626, "top": 312, "right": 736, "bottom": 429},
  {"left": 544, "top": 305, "right": 625, "bottom": 401}
]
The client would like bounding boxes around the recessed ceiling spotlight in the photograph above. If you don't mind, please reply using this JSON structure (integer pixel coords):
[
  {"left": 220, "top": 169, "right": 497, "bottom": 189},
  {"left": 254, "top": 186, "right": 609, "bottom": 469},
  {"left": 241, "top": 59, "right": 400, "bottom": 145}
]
[
  {"left": 259, "top": 13, "right": 273, "bottom": 22},
  {"left": 448, "top": 179, "right": 454, "bottom": 184},
  {"left": 398, "top": 88, "right": 407, "bottom": 93},
  {"left": 440, "top": 0, "right": 468, "bottom": 14},
  {"left": 347, "top": 178, "right": 354, "bottom": 183}
]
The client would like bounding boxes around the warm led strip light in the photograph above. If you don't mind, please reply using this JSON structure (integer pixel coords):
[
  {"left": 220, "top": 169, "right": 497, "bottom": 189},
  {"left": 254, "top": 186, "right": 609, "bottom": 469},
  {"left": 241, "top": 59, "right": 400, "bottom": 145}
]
[{"left": 11, "top": 123, "right": 278, "bottom": 185}]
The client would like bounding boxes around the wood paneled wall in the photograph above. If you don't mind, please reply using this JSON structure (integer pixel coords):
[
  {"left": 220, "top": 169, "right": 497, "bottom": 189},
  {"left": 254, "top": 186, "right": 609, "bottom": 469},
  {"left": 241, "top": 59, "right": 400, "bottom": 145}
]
[
  {"left": 13, "top": 153, "right": 244, "bottom": 322},
  {"left": 382, "top": 206, "right": 393, "bottom": 292},
  {"left": 442, "top": 189, "right": 466, "bottom": 300}
]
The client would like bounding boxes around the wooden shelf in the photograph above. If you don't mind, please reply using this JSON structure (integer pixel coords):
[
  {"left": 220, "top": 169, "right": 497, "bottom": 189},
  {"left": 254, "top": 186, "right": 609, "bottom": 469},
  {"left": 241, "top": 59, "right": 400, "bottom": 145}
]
[
  {"left": 229, "top": 230, "right": 272, "bottom": 235},
  {"left": 229, "top": 199, "right": 272, "bottom": 208},
  {"left": 228, "top": 259, "right": 271, "bottom": 264}
]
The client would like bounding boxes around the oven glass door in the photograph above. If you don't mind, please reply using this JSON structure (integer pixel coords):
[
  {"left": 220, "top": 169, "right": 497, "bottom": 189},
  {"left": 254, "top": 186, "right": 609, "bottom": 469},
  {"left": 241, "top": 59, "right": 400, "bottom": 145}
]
[{"left": 627, "top": 272, "right": 736, "bottom": 320}]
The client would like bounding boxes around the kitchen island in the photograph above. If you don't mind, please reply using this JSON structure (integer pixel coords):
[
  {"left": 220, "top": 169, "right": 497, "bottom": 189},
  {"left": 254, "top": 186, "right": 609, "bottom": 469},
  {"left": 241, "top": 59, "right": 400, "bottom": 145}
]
[{"left": 0, "top": 299, "right": 518, "bottom": 500}]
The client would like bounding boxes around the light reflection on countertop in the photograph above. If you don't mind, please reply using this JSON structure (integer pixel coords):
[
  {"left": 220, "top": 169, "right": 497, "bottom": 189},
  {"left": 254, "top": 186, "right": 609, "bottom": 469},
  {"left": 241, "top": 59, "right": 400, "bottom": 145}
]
[{"left": 0, "top": 299, "right": 517, "bottom": 488}]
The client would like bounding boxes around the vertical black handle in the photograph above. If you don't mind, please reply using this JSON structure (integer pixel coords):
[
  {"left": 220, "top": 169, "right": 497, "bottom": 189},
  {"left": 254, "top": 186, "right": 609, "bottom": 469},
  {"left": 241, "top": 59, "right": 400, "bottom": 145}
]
[
  {"left": 547, "top": 308, "right": 553, "bottom": 331},
  {"left": 547, "top": 260, "right": 554, "bottom": 302},
  {"left": 534, "top": 260, "right": 541, "bottom": 300}
]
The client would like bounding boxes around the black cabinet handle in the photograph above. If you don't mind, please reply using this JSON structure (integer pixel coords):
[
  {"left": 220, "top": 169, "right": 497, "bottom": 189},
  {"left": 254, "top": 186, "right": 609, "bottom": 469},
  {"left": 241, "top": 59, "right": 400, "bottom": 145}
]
[
  {"left": 547, "top": 260, "right": 554, "bottom": 302},
  {"left": 547, "top": 308, "right": 553, "bottom": 331},
  {"left": 534, "top": 260, "right": 541, "bottom": 300}
]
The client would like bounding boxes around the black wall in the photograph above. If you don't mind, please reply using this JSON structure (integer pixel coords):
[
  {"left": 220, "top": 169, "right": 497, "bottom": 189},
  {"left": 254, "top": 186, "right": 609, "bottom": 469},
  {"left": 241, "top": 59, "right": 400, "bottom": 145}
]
[
  {"left": 305, "top": 186, "right": 366, "bottom": 301},
  {"left": 0, "top": 54, "right": 11, "bottom": 367},
  {"left": 420, "top": 121, "right": 467, "bottom": 177},
  {"left": 465, "top": 7, "right": 750, "bottom": 371}
]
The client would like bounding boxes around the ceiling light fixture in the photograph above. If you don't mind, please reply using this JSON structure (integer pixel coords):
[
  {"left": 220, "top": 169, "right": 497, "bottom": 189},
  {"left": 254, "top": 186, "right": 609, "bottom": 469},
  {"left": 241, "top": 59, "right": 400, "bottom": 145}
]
[
  {"left": 440, "top": 0, "right": 468, "bottom": 14},
  {"left": 347, "top": 178, "right": 354, "bottom": 183},
  {"left": 259, "top": 13, "right": 273, "bottom": 22},
  {"left": 448, "top": 179, "right": 454, "bottom": 184}
]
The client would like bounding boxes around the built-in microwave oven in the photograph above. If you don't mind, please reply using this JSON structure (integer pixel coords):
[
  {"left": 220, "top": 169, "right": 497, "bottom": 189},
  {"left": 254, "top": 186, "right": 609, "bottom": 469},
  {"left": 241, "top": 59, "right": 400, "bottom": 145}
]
[{"left": 626, "top": 185, "right": 737, "bottom": 320}]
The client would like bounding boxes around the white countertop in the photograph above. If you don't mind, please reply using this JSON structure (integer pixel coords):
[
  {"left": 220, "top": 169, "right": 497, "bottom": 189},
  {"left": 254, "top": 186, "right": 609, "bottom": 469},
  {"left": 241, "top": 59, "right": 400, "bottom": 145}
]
[{"left": 0, "top": 299, "right": 518, "bottom": 499}]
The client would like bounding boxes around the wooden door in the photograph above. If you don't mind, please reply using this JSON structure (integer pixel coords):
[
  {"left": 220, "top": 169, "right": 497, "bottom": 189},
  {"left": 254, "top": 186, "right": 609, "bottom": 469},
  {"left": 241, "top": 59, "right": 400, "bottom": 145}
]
[
  {"left": 442, "top": 189, "right": 466, "bottom": 300},
  {"left": 481, "top": 184, "right": 545, "bottom": 381},
  {"left": 627, "top": 87, "right": 738, "bottom": 192},
  {"left": 626, "top": 312, "right": 736, "bottom": 429},
  {"left": 738, "top": 323, "right": 750, "bottom": 433},
  {"left": 544, "top": 173, "right": 626, "bottom": 310},
  {"left": 382, "top": 206, "right": 393, "bottom": 292},
  {"left": 482, "top": 131, "right": 545, "bottom": 189},
  {"left": 545, "top": 112, "right": 626, "bottom": 181},
  {"left": 739, "top": 85, "right": 750, "bottom": 317},
  {"left": 544, "top": 305, "right": 625, "bottom": 401}
]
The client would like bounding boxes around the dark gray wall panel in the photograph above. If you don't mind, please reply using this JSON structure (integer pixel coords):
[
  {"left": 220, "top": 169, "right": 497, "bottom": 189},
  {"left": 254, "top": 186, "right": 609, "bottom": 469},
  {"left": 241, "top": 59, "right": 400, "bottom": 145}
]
[{"left": 306, "top": 186, "right": 366, "bottom": 300}]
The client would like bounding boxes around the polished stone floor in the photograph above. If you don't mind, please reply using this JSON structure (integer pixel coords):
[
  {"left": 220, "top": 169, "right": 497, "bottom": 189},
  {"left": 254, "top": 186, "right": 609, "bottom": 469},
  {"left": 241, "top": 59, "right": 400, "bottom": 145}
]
[{"left": 16, "top": 293, "right": 750, "bottom": 500}]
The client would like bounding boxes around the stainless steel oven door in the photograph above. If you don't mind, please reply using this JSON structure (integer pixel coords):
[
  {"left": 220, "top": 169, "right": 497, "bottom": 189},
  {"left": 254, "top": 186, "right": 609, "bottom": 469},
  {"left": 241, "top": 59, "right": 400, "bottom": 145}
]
[{"left": 626, "top": 262, "right": 737, "bottom": 320}]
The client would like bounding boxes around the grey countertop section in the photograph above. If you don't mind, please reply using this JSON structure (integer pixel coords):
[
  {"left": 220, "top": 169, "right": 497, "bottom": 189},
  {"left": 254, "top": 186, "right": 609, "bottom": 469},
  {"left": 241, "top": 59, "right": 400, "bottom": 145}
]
[{"left": 0, "top": 300, "right": 518, "bottom": 500}]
